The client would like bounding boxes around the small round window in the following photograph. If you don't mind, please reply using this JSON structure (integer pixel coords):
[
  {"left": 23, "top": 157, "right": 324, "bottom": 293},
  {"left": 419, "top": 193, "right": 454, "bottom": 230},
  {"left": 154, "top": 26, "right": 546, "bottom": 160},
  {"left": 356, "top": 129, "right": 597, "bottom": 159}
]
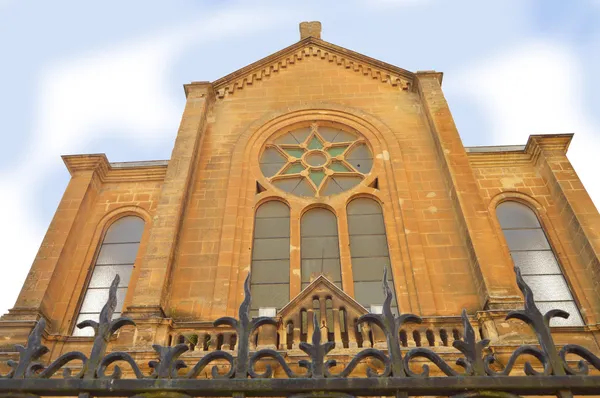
[{"left": 259, "top": 124, "right": 373, "bottom": 197}]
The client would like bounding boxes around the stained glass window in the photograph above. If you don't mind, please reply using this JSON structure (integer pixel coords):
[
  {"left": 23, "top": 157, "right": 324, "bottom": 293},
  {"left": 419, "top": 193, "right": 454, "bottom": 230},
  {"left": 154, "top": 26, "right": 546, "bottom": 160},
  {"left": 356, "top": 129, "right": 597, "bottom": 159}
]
[{"left": 259, "top": 124, "right": 373, "bottom": 197}]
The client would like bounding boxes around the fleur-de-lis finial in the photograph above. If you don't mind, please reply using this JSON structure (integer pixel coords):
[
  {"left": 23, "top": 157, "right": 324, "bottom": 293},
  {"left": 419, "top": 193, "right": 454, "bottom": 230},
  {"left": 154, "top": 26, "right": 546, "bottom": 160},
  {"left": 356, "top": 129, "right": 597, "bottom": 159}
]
[
  {"left": 77, "top": 275, "right": 136, "bottom": 379},
  {"left": 299, "top": 313, "right": 335, "bottom": 378},
  {"left": 8, "top": 318, "right": 49, "bottom": 378},
  {"left": 214, "top": 273, "right": 276, "bottom": 378},
  {"left": 358, "top": 268, "right": 421, "bottom": 377},
  {"left": 506, "top": 267, "right": 568, "bottom": 376},
  {"left": 453, "top": 309, "right": 489, "bottom": 376}
]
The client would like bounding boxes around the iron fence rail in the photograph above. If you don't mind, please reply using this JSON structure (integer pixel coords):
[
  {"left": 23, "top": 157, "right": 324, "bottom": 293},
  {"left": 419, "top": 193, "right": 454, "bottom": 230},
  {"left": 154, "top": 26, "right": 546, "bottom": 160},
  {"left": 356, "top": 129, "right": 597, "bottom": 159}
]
[{"left": 1, "top": 268, "right": 600, "bottom": 398}]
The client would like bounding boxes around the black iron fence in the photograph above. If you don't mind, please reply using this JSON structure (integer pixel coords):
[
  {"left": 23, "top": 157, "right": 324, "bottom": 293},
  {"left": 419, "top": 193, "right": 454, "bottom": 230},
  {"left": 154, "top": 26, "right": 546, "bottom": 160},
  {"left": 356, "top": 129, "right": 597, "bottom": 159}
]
[{"left": 1, "top": 268, "right": 600, "bottom": 397}]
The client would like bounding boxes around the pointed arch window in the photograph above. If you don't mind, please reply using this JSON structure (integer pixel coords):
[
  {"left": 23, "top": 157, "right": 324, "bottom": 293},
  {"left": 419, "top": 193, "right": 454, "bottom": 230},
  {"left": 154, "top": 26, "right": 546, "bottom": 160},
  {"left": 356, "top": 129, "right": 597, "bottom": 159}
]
[
  {"left": 496, "top": 201, "right": 583, "bottom": 326},
  {"left": 301, "top": 208, "right": 342, "bottom": 290},
  {"left": 73, "top": 216, "right": 144, "bottom": 336},
  {"left": 250, "top": 201, "right": 291, "bottom": 317},
  {"left": 347, "top": 198, "right": 398, "bottom": 313}
]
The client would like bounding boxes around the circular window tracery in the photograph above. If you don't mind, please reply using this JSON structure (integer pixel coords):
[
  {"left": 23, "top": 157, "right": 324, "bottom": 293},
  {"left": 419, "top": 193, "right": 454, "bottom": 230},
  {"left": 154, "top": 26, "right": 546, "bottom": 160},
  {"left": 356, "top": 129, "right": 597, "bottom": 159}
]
[{"left": 259, "top": 124, "right": 373, "bottom": 197}]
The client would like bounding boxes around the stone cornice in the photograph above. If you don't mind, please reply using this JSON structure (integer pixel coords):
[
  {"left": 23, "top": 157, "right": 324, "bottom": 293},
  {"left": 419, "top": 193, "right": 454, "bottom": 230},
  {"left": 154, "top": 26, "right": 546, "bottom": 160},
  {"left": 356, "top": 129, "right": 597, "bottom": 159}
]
[
  {"left": 211, "top": 37, "right": 415, "bottom": 99},
  {"left": 466, "top": 134, "right": 573, "bottom": 167},
  {"left": 183, "top": 81, "right": 215, "bottom": 100},
  {"left": 62, "top": 154, "right": 167, "bottom": 182}
]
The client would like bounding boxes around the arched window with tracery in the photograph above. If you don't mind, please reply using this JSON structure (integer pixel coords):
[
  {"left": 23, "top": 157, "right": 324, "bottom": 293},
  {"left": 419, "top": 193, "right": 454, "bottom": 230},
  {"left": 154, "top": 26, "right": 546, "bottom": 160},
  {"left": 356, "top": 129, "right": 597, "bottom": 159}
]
[
  {"left": 250, "top": 201, "right": 291, "bottom": 317},
  {"left": 301, "top": 208, "right": 342, "bottom": 290},
  {"left": 73, "top": 216, "right": 144, "bottom": 336},
  {"left": 496, "top": 201, "right": 583, "bottom": 326},
  {"left": 347, "top": 198, "right": 397, "bottom": 313}
]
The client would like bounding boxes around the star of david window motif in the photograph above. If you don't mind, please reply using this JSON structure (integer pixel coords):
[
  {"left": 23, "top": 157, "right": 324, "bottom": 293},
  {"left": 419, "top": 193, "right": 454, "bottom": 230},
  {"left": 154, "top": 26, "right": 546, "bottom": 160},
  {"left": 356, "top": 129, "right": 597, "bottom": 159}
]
[{"left": 259, "top": 124, "right": 373, "bottom": 197}]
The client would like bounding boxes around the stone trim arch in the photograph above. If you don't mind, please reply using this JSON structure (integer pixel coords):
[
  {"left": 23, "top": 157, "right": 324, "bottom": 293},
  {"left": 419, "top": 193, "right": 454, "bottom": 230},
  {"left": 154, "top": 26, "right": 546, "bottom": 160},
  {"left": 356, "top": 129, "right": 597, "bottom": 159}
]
[
  {"left": 488, "top": 191, "right": 593, "bottom": 324},
  {"left": 217, "top": 102, "right": 429, "bottom": 317}
]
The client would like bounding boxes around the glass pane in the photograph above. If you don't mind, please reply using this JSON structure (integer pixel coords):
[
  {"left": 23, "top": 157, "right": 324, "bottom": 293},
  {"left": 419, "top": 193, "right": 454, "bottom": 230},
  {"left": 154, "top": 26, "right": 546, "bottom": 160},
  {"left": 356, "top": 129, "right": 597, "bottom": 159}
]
[
  {"left": 321, "top": 179, "right": 344, "bottom": 196},
  {"left": 252, "top": 238, "right": 290, "bottom": 260},
  {"left": 274, "top": 133, "right": 299, "bottom": 145},
  {"left": 103, "top": 217, "right": 144, "bottom": 244},
  {"left": 73, "top": 312, "right": 121, "bottom": 337},
  {"left": 354, "top": 281, "right": 396, "bottom": 308},
  {"left": 503, "top": 229, "right": 551, "bottom": 251},
  {"left": 260, "top": 147, "right": 286, "bottom": 164},
  {"left": 348, "top": 198, "right": 383, "bottom": 215},
  {"left": 329, "top": 161, "right": 351, "bottom": 172},
  {"left": 301, "top": 237, "right": 341, "bottom": 259},
  {"left": 332, "top": 176, "right": 362, "bottom": 191},
  {"left": 497, "top": 202, "right": 541, "bottom": 229},
  {"left": 250, "top": 284, "right": 289, "bottom": 310},
  {"left": 536, "top": 301, "right": 584, "bottom": 327},
  {"left": 305, "top": 152, "right": 328, "bottom": 167},
  {"left": 282, "top": 148, "right": 305, "bottom": 158},
  {"left": 349, "top": 235, "right": 390, "bottom": 258},
  {"left": 291, "top": 178, "right": 315, "bottom": 196},
  {"left": 290, "top": 128, "right": 311, "bottom": 144},
  {"left": 511, "top": 251, "right": 562, "bottom": 275},
  {"left": 256, "top": 201, "right": 289, "bottom": 218},
  {"left": 327, "top": 146, "right": 349, "bottom": 157},
  {"left": 89, "top": 265, "right": 133, "bottom": 288},
  {"left": 351, "top": 258, "right": 391, "bottom": 282},
  {"left": 301, "top": 259, "right": 342, "bottom": 283},
  {"left": 346, "top": 144, "right": 371, "bottom": 160},
  {"left": 330, "top": 130, "right": 357, "bottom": 142},
  {"left": 254, "top": 218, "right": 290, "bottom": 239},
  {"left": 251, "top": 260, "right": 290, "bottom": 284},
  {"left": 309, "top": 170, "right": 325, "bottom": 187},
  {"left": 260, "top": 163, "right": 284, "bottom": 178},
  {"left": 96, "top": 243, "right": 140, "bottom": 265},
  {"left": 80, "top": 287, "right": 127, "bottom": 313},
  {"left": 318, "top": 127, "right": 343, "bottom": 142},
  {"left": 273, "top": 177, "right": 302, "bottom": 193},
  {"left": 282, "top": 162, "right": 305, "bottom": 175},
  {"left": 346, "top": 157, "right": 373, "bottom": 174},
  {"left": 301, "top": 209, "right": 338, "bottom": 237},
  {"left": 348, "top": 214, "right": 385, "bottom": 235},
  {"left": 307, "top": 136, "right": 324, "bottom": 150},
  {"left": 522, "top": 275, "right": 574, "bottom": 301}
]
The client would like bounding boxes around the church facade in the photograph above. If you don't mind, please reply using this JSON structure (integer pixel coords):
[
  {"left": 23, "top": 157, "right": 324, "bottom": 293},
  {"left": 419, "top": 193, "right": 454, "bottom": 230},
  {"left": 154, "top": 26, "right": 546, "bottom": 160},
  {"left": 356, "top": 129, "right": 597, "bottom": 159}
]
[{"left": 2, "top": 22, "right": 600, "bottom": 374}]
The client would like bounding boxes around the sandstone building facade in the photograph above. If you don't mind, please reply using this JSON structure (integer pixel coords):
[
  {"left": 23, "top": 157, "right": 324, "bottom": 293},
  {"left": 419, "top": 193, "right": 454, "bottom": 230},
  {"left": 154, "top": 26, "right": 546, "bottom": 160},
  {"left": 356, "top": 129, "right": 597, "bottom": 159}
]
[{"left": 2, "top": 22, "right": 600, "bottom": 374}]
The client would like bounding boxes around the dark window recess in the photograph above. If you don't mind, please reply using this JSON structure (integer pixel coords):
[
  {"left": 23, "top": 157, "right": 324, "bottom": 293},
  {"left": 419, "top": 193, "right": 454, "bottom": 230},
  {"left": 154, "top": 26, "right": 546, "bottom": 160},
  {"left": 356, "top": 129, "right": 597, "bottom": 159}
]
[
  {"left": 250, "top": 201, "right": 291, "bottom": 316},
  {"left": 301, "top": 208, "right": 342, "bottom": 288},
  {"left": 347, "top": 198, "right": 398, "bottom": 311}
]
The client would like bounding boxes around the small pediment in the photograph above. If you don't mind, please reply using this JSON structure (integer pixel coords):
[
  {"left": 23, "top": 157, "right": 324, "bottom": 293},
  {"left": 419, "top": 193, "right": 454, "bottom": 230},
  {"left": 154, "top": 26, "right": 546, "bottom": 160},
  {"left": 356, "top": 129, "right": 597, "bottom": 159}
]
[
  {"left": 278, "top": 275, "right": 368, "bottom": 320},
  {"left": 209, "top": 35, "right": 415, "bottom": 99}
]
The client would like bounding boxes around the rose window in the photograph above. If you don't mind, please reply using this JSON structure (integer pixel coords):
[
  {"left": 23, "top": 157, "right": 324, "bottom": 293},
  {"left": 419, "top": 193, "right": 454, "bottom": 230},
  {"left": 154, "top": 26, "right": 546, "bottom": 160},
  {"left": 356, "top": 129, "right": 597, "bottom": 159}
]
[{"left": 259, "top": 124, "right": 373, "bottom": 197}]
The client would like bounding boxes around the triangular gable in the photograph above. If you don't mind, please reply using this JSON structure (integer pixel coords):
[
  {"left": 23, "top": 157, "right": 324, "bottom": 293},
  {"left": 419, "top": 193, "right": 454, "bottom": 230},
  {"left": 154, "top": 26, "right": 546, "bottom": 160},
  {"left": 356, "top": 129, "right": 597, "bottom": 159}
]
[
  {"left": 211, "top": 37, "right": 415, "bottom": 99},
  {"left": 278, "top": 275, "right": 368, "bottom": 319}
]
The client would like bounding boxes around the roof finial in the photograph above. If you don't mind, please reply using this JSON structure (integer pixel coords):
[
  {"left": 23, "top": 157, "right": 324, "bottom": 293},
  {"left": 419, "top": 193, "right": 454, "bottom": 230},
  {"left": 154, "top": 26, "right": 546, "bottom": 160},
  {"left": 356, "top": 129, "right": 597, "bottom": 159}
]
[{"left": 299, "top": 21, "right": 322, "bottom": 40}]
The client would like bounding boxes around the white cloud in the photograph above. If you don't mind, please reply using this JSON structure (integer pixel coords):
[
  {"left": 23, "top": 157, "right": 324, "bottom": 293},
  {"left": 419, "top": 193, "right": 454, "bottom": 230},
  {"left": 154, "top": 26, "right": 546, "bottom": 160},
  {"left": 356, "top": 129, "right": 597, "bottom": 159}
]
[
  {"left": 0, "top": 6, "right": 290, "bottom": 315},
  {"left": 449, "top": 40, "right": 600, "bottom": 209}
]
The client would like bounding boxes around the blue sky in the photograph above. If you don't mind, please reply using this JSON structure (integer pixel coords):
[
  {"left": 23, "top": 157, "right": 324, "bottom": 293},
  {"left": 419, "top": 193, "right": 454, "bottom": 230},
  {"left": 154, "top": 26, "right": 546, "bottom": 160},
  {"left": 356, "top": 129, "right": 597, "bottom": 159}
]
[{"left": 0, "top": 0, "right": 599, "bottom": 316}]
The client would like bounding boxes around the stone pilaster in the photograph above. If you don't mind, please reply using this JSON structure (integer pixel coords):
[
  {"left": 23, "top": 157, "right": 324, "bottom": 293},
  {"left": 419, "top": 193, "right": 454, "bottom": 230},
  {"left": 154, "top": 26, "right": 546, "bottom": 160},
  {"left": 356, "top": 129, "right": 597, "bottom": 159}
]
[
  {"left": 530, "top": 135, "right": 600, "bottom": 323},
  {"left": 126, "top": 82, "right": 214, "bottom": 319},
  {"left": 1, "top": 154, "right": 107, "bottom": 339},
  {"left": 416, "top": 72, "right": 522, "bottom": 309}
]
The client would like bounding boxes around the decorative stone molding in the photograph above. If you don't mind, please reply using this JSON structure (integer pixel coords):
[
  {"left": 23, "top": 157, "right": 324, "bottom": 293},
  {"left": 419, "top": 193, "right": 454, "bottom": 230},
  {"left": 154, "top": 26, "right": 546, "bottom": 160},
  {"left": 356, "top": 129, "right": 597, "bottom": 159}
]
[
  {"left": 212, "top": 37, "right": 414, "bottom": 99},
  {"left": 466, "top": 134, "right": 573, "bottom": 167},
  {"left": 62, "top": 154, "right": 167, "bottom": 182}
]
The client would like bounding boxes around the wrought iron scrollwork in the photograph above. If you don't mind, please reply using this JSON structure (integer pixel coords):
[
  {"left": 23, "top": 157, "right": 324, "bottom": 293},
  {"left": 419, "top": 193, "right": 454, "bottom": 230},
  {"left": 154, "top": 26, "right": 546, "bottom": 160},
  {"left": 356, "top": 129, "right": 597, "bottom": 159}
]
[{"left": 2, "top": 266, "right": 600, "bottom": 397}]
